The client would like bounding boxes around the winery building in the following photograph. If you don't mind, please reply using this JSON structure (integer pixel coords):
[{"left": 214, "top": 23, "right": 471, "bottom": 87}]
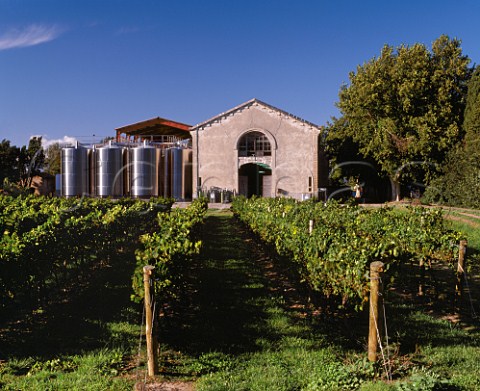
[
  {"left": 190, "top": 98, "right": 326, "bottom": 199},
  {"left": 62, "top": 98, "right": 327, "bottom": 200}
]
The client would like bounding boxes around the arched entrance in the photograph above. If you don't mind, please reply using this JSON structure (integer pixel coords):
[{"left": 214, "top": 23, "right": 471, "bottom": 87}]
[{"left": 238, "top": 163, "right": 272, "bottom": 198}]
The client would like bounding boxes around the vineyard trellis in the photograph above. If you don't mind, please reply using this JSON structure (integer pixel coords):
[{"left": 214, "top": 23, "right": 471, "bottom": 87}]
[
  {"left": 0, "top": 195, "right": 207, "bottom": 317},
  {"left": 232, "top": 196, "right": 463, "bottom": 310}
]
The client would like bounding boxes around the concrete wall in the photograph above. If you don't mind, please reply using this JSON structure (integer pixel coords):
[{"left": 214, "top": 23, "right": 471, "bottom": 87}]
[
  {"left": 31, "top": 175, "right": 56, "bottom": 196},
  {"left": 191, "top": 100, "right": 323, "bottom": 200}
]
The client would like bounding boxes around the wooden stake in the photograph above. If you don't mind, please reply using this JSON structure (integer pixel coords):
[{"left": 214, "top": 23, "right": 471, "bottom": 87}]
[
  {"left": 368, "top": 261, "right": 384, "bottom": 362},
  {"left": 418, "top": 258, "right": 425, "bottom": 296},
  {"left": 456, "top": 240, "right": 468, "bottom": 298},
  {"left": 309, "top": 219, "right": 314, "bottom": 235},
  {"left": 143, "top": 265, "right": 157, "bottom": 377}
]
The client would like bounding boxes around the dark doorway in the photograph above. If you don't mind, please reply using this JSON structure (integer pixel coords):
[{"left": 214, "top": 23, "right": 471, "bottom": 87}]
[{"left": 238, "top": 163, "right": 272, "bottom": 198}]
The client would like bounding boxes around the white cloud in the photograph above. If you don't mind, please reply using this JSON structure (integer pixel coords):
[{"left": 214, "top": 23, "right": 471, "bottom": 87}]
[
  {"left": 30, "top": 135, "right": 77, "bottom": 149},
  {"left": 0, "top": 24, "right": 63, "bottom": 51}
]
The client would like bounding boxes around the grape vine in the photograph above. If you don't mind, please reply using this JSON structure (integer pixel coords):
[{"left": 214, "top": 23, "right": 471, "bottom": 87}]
[
  {"left": 0, "top": 195, "right": 173, "bottom": 312},
  {"left": 232, "top": 197, "right": 461, "bottom": 309},
  {"left": 131, "top": 197, "right": 208, "bottom": 302}
]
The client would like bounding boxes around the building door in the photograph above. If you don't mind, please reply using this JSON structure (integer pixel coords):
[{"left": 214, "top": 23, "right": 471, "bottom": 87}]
[
  {"left": 238, "top": 163, "right": 272, "bottom": 198},
  {"left": 239, "top": 175, "right": 248, "bottom": 196}
]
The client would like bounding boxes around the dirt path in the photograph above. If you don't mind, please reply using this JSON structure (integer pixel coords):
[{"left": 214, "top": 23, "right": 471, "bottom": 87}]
[
  {"left": 439, "top": 207, "right": 480, "bottom": 228},
  {"left": 436, "top": 206, "right": 480, "bottom": 218},
  {"left": 360, "top": 202, "right": 480, "bottom": 227},
  {"left": 443, "top": 213, "right": 480, "bottom": 228}
]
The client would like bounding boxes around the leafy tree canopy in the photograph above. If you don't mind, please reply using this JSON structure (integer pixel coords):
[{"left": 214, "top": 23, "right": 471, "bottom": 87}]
[
  {"left": 0, "top": 139, "right": 20, "bottom": 185},
  {"left": 19, "top": 137, "right": 45, "bottom": 188},
  {"left": 330, "top": 35, "right": 472, "bottom": 200},
  {"left": 463, "top": 66, "right": 480, "bottom": 150},
  {"left": 424, "top": 65, "right": 480, "bottom": 208},
  {"left": 44, "top": 143, "right": 62, "bottom": 175}
]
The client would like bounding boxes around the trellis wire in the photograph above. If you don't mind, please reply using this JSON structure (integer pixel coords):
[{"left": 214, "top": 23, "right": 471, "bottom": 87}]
[
  {"left": 370, "top": 282, "right": 392, "bottom": 381},
  {"left": 136, "top": 302, "right": 146, "bottom": 385},
  {"left": 381, "top": 295, "right": 393, "bottom": 380},
  {"left": 458, "top": 264, "right": 478, "bottom": 319},
  {"left": 136, "top": 275, "right": 158, "bottom": 386}
]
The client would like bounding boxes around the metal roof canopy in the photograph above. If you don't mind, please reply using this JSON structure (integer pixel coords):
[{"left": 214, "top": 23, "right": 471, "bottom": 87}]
[
  {"left": 115, "top": 117, "right": 192, "bottom": 141},
  {"left": 256, "top": 162, "right": 271, "bottom": 170}
]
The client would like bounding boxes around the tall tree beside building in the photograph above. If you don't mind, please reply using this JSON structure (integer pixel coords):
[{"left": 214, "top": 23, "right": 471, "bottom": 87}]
[
  {"left": 0, "top": 139, "right": 20, "bottom": 185},
  {"left": 459, "top": 66, "right": 480, "bottom": 206},
  {"left": 44, "top": 143, "right": 62, "bottom": 175},
  {"left": 19, "top": 137, "right": 45, "bottom": 188},
  {"left": 332, "top": 35, "right": 471, "bottom": 200},
  {"left": 463, "top": 66, "right": 480, "bottom": 150},
  {"left": 424, "top": 66, "right": 480, "bottom": 207}
]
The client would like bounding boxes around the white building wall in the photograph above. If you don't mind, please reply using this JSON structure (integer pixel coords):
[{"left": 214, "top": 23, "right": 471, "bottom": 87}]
[{"left": 191, "top": 100, "right": 321, "bottom": 200}]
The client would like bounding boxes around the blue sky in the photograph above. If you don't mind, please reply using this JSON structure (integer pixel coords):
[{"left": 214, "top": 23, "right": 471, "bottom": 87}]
[{"left": 1, "top": 0, "right": 479, "bottom": 148}]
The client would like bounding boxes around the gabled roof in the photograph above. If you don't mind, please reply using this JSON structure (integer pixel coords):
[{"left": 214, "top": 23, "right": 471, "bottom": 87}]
[
  {"left": 116, "top": 117, "right": 191, "bottom": 140},
  {"left": 190, "top": 98, "right": 321, "bottom": 131}
]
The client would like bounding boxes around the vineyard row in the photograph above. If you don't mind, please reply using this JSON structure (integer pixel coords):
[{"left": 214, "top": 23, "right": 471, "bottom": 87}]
[
  {"left": 232, "top": 197, "right": 462, "bottom": 309},
  {"left": 0, "top": 195, "right": 207, "bottom": 314}
]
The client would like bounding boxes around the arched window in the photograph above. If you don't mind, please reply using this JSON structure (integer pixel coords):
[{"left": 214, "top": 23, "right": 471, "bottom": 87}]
[{"left": 238, "top": 131, "right": 271, "bottom": 157}]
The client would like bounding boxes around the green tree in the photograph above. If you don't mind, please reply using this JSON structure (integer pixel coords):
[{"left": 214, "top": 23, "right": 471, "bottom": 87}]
[
  {"left": 463, "top": 66, "right": 480, "bottom": 150},
  {"left": 0, "top": 139, "right": 20, "bottom": 186},
  {"left": 326, "top": 117, "right": 391, "bottom": 202},
  {"left": 44, "top": 142, "right": 62, "bottom": 175},
  {"left": 424, "top": 66, "right": 480, "bottom": 207},
  {"left": 332, "top": 35, "right": 471, "bottom": 200},
  {"left": 19, "top": 137, "right": 45, "bottom": 188}
]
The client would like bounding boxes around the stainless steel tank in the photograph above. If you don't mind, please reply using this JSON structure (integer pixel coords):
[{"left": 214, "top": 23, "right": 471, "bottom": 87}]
[
  {"left": 88, "top": 147, "right": 96, "bottom": 196},
  {"left": 55, "top": 173, "right": 61, "bottom": 196},
  {"left": 122, "top": 147, "right": 131, "bottom": 196},
  {"left": 171, "top": 148, "right": 183, "bottom": 200},
  {"left": 61, "top": 143, "right": 89, "bottom": 197},
  {"left": 156, "top": 148, "right": 164, "bottom": 198},
  {"left": 182, "top": 149, "right": 193, "bottom": 200},
  {"left": 130, "top": 141, "right": 157, "bottom": 198},
  {"left": 96, "top": 143, "right": 124, "bottom": 198},
  {"left": 163, "top": 148, "right": 171, "bottom": 198}
]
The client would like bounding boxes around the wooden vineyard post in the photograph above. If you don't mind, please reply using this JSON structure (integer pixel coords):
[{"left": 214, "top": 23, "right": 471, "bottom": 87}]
[
  {"left": 143, "top": 265, "right": 158, "bottom": 377},
  {"left": 418, "top": 258, "right": 425, "bottom": 296},
  {"left": 456, "top": 240, "right": 468, "bottom": 298},
  {"left": 309, "top": 219, "right": 314, "bottom": 235},
  {"left": 368, "top": 261, "right": 384, "bottom": 362}
]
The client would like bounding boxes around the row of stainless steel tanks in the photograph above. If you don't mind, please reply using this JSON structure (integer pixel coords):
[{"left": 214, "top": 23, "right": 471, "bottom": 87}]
[{"left": 61, "top": 141, "right": 192, "bottom": 199}]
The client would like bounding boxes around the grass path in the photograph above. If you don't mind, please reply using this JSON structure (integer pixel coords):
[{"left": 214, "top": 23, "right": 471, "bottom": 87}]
[
  {"left": 154, "top": 208, "right": 480, "bottom": 391},
  {"left": 2, "top": 207, "right": 480, "bottom": 390},
  {"left": 160, "top": 209, "right": 314, "bottom": 358},
  {"left": 156, "top": 209, "right": 360, "bottom": 390}
]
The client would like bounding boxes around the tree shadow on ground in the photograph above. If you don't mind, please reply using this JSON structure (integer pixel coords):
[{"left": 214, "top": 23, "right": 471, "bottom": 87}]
[
  {"left": 159, "top": 213, "right": 369, "bottom": 358},
  {"left": 159, "top": 212, "right": 480, "bottom": 364},
  {"left": 159, "top": 213, "right": 272, "bottom": 355},
  {"left": 383, "top": 257, "right": 480, "bottom": 355},
  {"left": 0, "top": 251, "right": 142, "bottom": 359},
  {"left": 3, "top": 210, "right": 478, "bottom": 373}
]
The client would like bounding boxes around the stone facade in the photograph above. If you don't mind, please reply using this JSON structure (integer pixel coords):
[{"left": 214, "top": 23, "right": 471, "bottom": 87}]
[{"left": 191, "top": 99, "right": 325, "bottom": 200}]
